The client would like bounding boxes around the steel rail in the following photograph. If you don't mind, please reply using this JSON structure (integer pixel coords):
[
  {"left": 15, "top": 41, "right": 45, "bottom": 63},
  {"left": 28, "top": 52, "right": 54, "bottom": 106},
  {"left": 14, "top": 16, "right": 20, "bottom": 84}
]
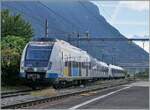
[
  {"left": 1, "top": 88, "right": 41, "bottom": 98},
  {"left": 1, "top": 92, "right": 30, "bottom": 99},
  {"left": 1, "top": 89, "right": 32, "bottom": 96}
]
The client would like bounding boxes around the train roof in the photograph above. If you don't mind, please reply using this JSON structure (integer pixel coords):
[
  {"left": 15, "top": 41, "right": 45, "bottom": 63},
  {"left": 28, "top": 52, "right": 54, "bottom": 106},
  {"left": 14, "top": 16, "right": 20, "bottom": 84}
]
[
  {"left": 58, "top": 40, "right": 88, "bottom": 54},
  {"left": 57, "top": 40, "right": 91, "bottom": 62},
  {"left": 98, "top": 61, "right": 108, "bottom": 67},
  {"left": 30, "top": 38, "right": 117, "bottom": 67},
  {"left": 109, "top": 64, "right": 124, "bottom": 70},
  {"left": 32, "top": 37, "right": 57, "bottom": 42}
]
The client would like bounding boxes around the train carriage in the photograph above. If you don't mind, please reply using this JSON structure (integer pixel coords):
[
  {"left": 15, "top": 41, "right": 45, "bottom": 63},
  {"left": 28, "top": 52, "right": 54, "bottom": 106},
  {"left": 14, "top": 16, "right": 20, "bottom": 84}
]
[
  {"left": 20, "top": 38, "right": 125, "bottom": 88},
  {"left": 108, "top": 64, "right": 125, "bottom": 79}
]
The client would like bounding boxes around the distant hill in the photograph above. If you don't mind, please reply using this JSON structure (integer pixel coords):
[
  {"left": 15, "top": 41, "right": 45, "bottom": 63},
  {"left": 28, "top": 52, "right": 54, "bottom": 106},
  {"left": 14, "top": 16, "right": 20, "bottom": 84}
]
[{"left": 2, "top": 1, "right": 149, "bottom": 72}]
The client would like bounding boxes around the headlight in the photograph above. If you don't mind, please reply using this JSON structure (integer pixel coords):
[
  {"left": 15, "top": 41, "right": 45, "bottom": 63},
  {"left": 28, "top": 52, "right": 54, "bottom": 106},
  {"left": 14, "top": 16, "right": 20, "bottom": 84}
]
[
  {"left": 20, "top": 67, "right": 24, "bottom": 72},
  {"left": 20, "top": 69, "right": 24, "bottom": 73},
  {"left": 34, "top": 68, "right": 37, "bottom": 72},
  {"left": 21, "top": 61, "right": 24, "bottom": 67},
  {"left": 44, "top": 67, "right": 48, "bottom": 71}
]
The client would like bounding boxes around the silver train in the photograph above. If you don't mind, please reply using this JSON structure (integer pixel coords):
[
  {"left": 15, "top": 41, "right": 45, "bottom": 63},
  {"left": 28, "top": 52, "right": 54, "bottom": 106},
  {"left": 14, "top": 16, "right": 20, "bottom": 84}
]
[{"left": 20, "top": 38, "right": 125, "bottom": 87}]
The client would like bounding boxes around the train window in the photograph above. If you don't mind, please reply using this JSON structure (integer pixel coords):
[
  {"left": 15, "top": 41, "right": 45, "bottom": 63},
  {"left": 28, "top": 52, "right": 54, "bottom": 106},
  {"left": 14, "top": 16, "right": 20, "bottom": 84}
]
[
  {"left": 65, "top": 62, "right": 68, "bottom": 66},
  {"left": 71, "top": 61, "right": 78, "bottom": 67},
  {"left": 26, "top": 45, "right": 52, "bottom": 61},
  {"left": 89, "top": 62, "right": 91, "bottom": 69},
  {"left": 82, "top": 62, "right": 84, "bottom": 68},
  {"left": 24, "top": 44, "right": 54, "bottom": 67}
]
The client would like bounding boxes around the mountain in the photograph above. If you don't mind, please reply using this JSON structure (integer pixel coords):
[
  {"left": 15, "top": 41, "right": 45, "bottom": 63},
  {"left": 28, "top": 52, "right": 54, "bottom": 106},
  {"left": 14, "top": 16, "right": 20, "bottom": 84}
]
[{"left": 2, "top": 1, "right": 149, "bottom": 73}]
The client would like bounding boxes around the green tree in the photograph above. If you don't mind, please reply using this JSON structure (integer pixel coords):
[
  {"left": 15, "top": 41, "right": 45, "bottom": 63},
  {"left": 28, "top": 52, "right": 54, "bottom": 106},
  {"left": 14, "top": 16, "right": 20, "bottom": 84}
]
[
  {"left": 1, "top": 35, "right": 28, "bottom": 85},
  {"left": 1, "top": 9, "right": 34, "bottom": 39},
  {"left": 1, "top": 9, "right": 34, "bottom": 85}
]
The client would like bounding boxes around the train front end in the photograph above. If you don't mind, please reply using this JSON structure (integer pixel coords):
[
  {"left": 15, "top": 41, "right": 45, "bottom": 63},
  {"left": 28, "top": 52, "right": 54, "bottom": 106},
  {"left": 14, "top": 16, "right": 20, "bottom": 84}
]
[{"left": 20, "top": 39, "right": 55, "bottom": 86}]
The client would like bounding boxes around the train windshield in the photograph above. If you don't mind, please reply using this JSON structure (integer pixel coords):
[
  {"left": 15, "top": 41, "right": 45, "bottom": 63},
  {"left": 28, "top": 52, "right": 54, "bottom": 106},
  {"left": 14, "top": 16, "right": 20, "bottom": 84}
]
[
  {"left": 26, "top": 46, "right": 52, "bottom": 60},
  {"left": 25, "top": 44, "right": 53, "bottom": 67}
]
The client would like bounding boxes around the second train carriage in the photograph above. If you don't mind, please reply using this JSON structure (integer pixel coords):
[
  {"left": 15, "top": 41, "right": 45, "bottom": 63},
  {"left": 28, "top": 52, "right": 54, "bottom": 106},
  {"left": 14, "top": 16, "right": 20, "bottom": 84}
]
[
  {"left": 109, "top": 64, "right": 125, "bottom": 79},
  {"left": 20, "top": 38, "right": 125, "bottom": 87}
]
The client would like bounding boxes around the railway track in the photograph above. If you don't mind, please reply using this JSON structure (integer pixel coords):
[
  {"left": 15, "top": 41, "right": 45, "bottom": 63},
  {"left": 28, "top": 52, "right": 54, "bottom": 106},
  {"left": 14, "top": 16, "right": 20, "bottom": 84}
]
[
  {"left": 1, "top": 79, "right": 135, "bottom": 109},
  {"left": 0, "top": 81, "right": 105, "bottom": 99},
  {"left": 1, "top": 90, "right": 31, "bottom": 98},
  {"left": 1, "top": 88, "right": 44, "bottom": 98}
]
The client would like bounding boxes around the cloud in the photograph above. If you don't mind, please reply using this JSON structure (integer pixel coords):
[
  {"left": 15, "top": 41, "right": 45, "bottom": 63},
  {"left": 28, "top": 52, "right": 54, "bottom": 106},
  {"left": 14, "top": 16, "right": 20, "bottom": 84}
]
[
  {"left": 111, "top": 2, "right": 122, "bottom": 23},
  {"left": 120, "top": 1, "right": 149, "bottom": 11}
]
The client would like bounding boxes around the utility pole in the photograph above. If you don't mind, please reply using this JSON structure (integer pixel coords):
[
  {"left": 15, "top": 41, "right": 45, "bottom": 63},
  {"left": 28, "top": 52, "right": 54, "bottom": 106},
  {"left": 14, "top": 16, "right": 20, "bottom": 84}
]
[
  {"left": 142, "top": 42, "right": 145, "bottom": 49},
  {"left": 45, "top": 19, "right": 48, "bottom": 37},
  {"left": 86, "top": 31, "right": 90, "bottom": 53},
  {"left": 112, "top": 56, "right": 114, "bottom": 65},
  {"left": 77, "top": 32, "right": 80, "bottom": 48},
  {"left": 102, "top": 54, "right": 104, "bottom": 62}
]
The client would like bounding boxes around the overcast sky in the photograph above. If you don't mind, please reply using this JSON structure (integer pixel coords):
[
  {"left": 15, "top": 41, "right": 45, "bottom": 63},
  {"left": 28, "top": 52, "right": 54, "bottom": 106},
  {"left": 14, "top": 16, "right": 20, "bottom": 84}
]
[{"left": 92, "top": 1, "right": 149, "bottom": 53}]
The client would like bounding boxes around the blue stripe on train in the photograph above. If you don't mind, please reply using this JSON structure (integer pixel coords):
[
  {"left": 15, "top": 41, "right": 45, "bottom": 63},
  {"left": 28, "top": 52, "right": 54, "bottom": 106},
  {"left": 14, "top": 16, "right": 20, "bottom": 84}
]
[
  {"left": 47, "top": 73, "right": 63, "bottom": 78},
  {"left": 72, "top": 67, "right": 79, "bottom": 76}
]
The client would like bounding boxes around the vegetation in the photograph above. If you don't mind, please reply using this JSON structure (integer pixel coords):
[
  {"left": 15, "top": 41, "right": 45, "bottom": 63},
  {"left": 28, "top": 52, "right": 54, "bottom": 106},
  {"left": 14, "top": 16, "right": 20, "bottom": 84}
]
[
  {"left": 124, "top": 71, "right": 130, "bottom": 78},
  {"left": 1, "top": 9, "right": 33, "bottom": 39},
  {"left": 135, "top": 69, "right": 149, "bottom": 79},
  {"left": 1, "top": 9, "right": 34, "bottom": 86}
]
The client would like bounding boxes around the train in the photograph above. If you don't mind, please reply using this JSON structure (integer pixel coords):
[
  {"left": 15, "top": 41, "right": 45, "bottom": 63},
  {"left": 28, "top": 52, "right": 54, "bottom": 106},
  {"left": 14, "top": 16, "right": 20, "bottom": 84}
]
[{"left": 20, "top": 38, "right": 125, "bottom": 88}]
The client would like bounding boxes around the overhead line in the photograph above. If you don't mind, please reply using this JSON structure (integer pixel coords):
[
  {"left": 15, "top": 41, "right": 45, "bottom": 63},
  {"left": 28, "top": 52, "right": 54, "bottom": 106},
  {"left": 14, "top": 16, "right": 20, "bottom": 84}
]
[
  {"left": 21, "top": 3, "right": 68, "bottom": 33},
  {"left": 78, "top": 1, "right": 118, "bottom": 37},
  {"left": 38, "top": 1, "right": 82, "bottom": 31},
  {"left": 3, "top": 4, "right": 44, "bottom": 27},
  {"left": 3, "top": 4, "right": 67, "bottom": 34},
  {"left": 34, "top": 2, "right": 70, "bottom": 33},
  {"left": 67, "top": 37, "right": 149, "bottom": 41}
]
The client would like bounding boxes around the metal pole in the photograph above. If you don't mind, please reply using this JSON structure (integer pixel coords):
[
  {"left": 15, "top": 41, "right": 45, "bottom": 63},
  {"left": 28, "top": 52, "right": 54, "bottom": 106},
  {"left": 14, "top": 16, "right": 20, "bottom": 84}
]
[
  {"left": 142, "top": 42, "right": 144, "bottom": 49},
  {"left": 77, "top": 33, "right": 80, "bottom": 48},
  {"left": 61, "top": 52, "right": 64, "bottom": 74},
  {"left": 102, "top": 54, "right": 104, "bottom": 62},
  {"left": 78, "top": 57, "right": 80, "bottom": 76},
  {"left": 45, "top": 19, "right": 48, "bottom": 37},
  {"left": 112, "top": 56, "right": 114, "bottom": 65},
  {"left": 86, "top": 32, "right": 90, "bottom": 53}
]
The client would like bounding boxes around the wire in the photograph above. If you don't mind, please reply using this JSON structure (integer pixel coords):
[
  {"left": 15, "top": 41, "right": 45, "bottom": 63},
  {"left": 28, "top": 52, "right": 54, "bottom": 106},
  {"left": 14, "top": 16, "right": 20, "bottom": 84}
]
[
  {"left": 3, "top": 3, "right": 68, "bottom": 34},
  {"left": 78, "top": 1, "right": 118, "bottom": 37},
  {"left": 38, "top": 1, "right": 82, "bottom": 31}
]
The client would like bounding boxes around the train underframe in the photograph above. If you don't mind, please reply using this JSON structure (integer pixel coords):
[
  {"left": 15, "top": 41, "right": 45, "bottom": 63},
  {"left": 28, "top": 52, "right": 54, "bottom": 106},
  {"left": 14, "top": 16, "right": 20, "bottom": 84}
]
[{"left": 23, "top": 75, "right": 125, "bottom": 89}]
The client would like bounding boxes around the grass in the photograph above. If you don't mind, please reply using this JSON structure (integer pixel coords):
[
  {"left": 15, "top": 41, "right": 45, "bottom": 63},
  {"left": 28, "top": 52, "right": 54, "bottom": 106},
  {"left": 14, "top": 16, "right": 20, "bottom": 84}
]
[
  {"left": 1, "top": 85, "right": 30, "bottom": 92},
  {"left": 31, "top": 87, "right": 57, "bottom": 97}
]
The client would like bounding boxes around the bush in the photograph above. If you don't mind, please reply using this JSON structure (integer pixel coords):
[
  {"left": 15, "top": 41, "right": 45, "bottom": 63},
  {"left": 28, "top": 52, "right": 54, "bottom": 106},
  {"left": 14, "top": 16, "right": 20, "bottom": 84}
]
[
  {"left": 1, "top": 9, "right": 34, "bottom": 39},
  {"left": 1, "top": 35, "right": 28, "bottom": 85},
  {"left": 1, "top": 9, "right": 33, "bottom": 86}
]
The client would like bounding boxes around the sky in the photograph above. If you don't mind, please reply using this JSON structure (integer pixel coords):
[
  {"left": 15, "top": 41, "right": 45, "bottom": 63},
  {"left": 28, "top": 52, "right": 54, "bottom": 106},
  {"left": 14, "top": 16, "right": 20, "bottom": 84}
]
[{"left": 92, "top": 1, "right": 149, "bottom": 53}]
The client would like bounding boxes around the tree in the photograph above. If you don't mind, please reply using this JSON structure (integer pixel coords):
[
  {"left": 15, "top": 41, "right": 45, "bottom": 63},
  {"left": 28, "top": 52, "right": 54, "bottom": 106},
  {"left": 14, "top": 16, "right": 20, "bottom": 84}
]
[
  {"left": 1, "top": 9, "right": 34, "bottom": 85},
  {"left": 1, "top": 9, "right": 34, "bottom": 40},
  {"left": 1, "top": 35, "right": 28, "bottom": 85}
]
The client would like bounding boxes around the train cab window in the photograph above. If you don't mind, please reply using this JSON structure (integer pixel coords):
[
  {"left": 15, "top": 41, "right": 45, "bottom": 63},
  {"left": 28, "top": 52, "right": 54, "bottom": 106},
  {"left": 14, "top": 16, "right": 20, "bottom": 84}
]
[
  {"left": 26, "top": 45, "right": 53, "bottom": 61},
  {"left": 25, "top": 44, "right": 53, "bottom": 67}
]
